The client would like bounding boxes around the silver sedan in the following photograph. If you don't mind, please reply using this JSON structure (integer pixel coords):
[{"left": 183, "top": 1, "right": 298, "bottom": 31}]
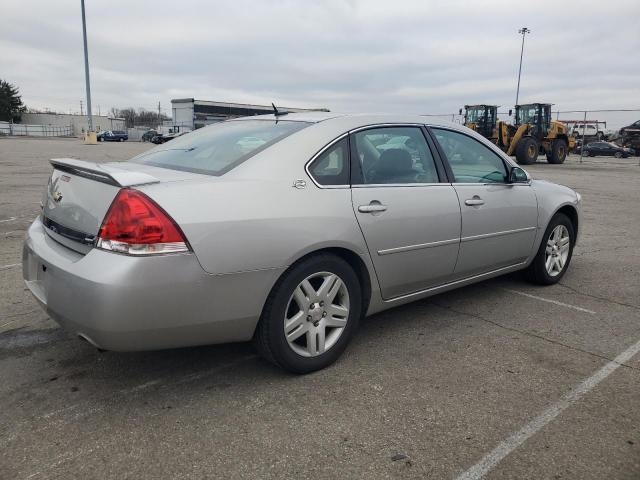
[{"left": 23, "top": 113, "right": 581, "bottom": 373}]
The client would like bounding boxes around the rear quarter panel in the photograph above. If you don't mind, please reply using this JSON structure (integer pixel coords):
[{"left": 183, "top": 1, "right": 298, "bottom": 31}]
[{"left": 140, "top": 178, "right": 370, "bottom": 276}]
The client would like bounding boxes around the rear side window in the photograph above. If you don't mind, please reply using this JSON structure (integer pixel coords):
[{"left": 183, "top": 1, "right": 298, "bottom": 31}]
[
  {"left": 308, "top": 137, "right": 349, "bottom": 186},
  {"left": 352, "top": 127, "right": 439, "bottom": 184},
  {"left": 432, "top": 128, "right": 507, "bottom": 183},
  {"left": 132, "top": 120, "right": 310, "bottom": 176}
]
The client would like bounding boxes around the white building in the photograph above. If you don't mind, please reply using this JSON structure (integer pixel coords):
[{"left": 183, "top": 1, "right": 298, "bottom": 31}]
[
  {"left": 20, "top": 112, "right": 126, "bottom": 136},
  {"left": 171, "top": 99, "right": 328, "bottom": 130}
]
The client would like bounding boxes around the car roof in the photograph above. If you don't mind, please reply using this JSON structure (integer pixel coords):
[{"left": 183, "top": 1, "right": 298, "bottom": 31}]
[{"left": 231, "top": 112, "right": 467, "bottom": 131}]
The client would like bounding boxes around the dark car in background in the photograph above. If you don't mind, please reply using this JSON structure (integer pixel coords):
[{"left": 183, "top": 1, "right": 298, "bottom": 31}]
[
  {"left": 141, "top": 130, "right": 158, "bottom": 142},
  {"left": 151, "top": 131, "right": 186, "bottom": 144},
  {"left": 580, "top": 141, "right": 633, "bottom": 158},
  {"left": 97, "top": 130, "right": 129, "bottom": 142}
]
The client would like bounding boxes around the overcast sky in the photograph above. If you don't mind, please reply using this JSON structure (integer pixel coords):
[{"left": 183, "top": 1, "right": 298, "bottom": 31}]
[{"left": 2, "top": 0, "right": 639, "bottom": 127}]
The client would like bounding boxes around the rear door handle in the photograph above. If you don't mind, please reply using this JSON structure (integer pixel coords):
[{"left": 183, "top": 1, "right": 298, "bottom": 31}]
[
  {"left": 358, "top": 203, "right": 387, "bottom": 213},
  {"left": 464, "top": 197, "right": 484, "bottom": 206}
]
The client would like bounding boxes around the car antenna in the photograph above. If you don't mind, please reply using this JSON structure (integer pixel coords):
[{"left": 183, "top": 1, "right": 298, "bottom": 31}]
[{"left": 272, "top": 103, "right": 288, "bottom": 117}]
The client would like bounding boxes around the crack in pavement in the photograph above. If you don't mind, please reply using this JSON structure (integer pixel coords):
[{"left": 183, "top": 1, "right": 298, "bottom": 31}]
[
  {"left": 430, "top": 302, "right": 640, "bottom": 373},
  {"left": 557, "top": 282, "right": 640, "bottom": 311}
]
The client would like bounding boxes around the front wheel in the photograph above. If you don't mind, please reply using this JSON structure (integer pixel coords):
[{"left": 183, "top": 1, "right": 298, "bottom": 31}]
[
  {"left": 254, "top": 254, "right": 362, "bottom": 373},
  {"left": 547, "top": 139, "right": 567, "bottom": 164},
  {"left": 515, "top": 137, "right": 539, "bottom": 165},
  {"left": 614, "top": 151, "right": 622, "bottom": 158},
  {"left": 525, "top": 213, "right": 575, "bottom": 285}
]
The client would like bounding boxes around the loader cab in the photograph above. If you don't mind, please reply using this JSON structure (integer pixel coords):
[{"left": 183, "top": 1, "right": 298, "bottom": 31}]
[
  {"left": 463, "top": 104, "right": 497, "bottom": 139},
  {"left": 515, "top": 103, "right": 552, "bottom": 138}
]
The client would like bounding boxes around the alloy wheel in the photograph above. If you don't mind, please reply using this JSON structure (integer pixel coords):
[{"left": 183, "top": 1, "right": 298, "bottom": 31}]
[
  {"left": 545, "top": 225, "right": 570, "bottom": 276},
  {"left": 284, "top": 271, "right": 350, "bottom": 357}
]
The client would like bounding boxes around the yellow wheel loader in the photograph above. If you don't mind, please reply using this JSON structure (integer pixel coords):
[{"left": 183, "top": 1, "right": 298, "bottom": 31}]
[
  {"left": 462, "top": 103, "right": 574, "bottom": 165},
  {"left": 507, "top": 103, "right": 572, "bottom": 165}
]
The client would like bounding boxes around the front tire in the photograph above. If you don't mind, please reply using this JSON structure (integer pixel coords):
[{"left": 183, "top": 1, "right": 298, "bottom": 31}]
[
  {"left": 516, "top": 136, "right": 539, "bottom": 165},
  {"left": 254, "top": 254, "right": 362, "bottom": 373},
  {"left": 547, "top": 139, "right": 568, "bottom": 164},
  {"left": 525, "top": 213, "right": 575, "bottom": 285},
  {"left": 614, "top": 151, "right": 623, "bottom": 158}
]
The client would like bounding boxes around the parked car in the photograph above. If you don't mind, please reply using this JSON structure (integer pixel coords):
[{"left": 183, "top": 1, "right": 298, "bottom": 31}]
[
  {"left": 151, "top": 131, "right": 186, "bottom": 144},
  {"left": 97, "top": 130, "right": 128, "bottom": 142},
  {"left": 141, "top": 130, "right": 158, "bottom": 142},
  {"left": 23, "top": 113, "right": 581, "bottom": 373},
  {"left": 581, "top": 141, "right": 633, "bottom": 158}
]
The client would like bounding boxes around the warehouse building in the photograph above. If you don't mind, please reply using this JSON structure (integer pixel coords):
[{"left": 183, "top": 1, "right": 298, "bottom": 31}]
[
  {"left": 21, "top": 112, "right": 125, "bottom": 135},
  {"left": 171, "top": 99, "right": 328, "bottom": 130}
]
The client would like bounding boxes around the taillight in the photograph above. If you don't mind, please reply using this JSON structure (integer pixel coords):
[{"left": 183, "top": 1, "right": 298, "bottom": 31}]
[{"left": 96, "top": 189, "right": 190, "bottom": 255}]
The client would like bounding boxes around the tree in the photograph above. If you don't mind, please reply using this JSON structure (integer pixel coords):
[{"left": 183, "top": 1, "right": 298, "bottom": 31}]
[
  {"left": 0, "top": 79, "right": 26, "bottom": 122},
  {"left": 110, "top": 107, "right": 169, "bottom": 128}
]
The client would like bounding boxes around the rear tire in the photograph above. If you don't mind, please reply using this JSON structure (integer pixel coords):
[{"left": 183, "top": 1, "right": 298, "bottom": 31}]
[
  {"left": 515, "top": 137, "right": 539, "bottom": 165},
  {"left": 525, "top": 213, "right": 575, "bottom": 285},
  {"left": 254, "top": 254, "right": 362, "bottom": 374},
  {"left": 547, "top": 139, "right": 568, "bottom": 164}
]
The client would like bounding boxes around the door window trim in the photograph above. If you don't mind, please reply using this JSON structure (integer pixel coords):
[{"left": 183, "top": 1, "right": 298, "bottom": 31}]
[{"left": 348, "top": 124, "right": 448, "bottom": 186}]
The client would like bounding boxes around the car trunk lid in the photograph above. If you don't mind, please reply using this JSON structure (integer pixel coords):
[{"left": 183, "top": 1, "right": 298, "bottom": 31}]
[{"left": 42, "top": 158, "right": 198, "bottom": 254}]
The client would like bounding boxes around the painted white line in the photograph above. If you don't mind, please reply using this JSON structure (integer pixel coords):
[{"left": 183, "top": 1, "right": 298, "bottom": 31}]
[
  {"left": 0, "top": 262, "right": 20, "bottom": 271},
  {"left": 0, "top": 216, "right": 17, "bottom": 223},
  {"left": 502, "top": 288, "right": 596, "bottom": 314},
  {"left": 455, "top": 337, "right": 640, "bottom": 480}
]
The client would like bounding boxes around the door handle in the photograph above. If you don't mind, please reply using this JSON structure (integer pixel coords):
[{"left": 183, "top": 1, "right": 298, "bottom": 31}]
[
  {"left": 464, "top": 197, "right": 484, "bottom": 206},
  {"left": 358, "top": 203, "right": 387, "bottom": 213}
]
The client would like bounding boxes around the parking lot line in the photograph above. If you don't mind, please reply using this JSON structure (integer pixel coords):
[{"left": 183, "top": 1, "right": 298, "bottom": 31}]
[
  {"left": 501, "top": 288, "right": 596, "bottom": 314},
  {"left": 454, "top": 336, "right": 640, "bottom": 480}
]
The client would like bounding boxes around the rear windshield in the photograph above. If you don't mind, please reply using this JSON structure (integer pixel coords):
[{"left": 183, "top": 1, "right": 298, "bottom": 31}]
[{"left": 131, "top": 120, "right": 310, "bottom": 176}]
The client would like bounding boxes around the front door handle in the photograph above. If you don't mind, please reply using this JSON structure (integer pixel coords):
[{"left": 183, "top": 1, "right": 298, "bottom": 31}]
[
  {"left": 464, "top": 196, "right": 484, "bottom": 206},
  {"left": 358, "top": 203, "right": 387, "bottom": 213}
]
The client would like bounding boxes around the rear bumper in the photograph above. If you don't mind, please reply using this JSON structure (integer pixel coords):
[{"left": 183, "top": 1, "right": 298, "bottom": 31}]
[{"left": 23, "top": 217, "right": 283, "bottom": 351}]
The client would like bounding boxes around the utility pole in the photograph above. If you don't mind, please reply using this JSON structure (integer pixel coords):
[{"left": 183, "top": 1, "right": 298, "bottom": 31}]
[
  {"left": 515, "top": 27, "right": 531, "bottom": 109},
  {"left": 158, "top": 101, "right": 161, "bottom": 127},
  {"left": 81, "top": 0, "right": 94, "bottom": 132}
]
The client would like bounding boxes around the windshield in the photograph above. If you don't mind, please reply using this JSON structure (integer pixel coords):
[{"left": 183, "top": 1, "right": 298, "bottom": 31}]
[
  {"left": 517, "top": 106, "right": 538, "bottom": 125},
  {"left": 132, "top": 120, "right": 310, "bottom": 176},
  {"left": 466, "top": 107, "right": 484, "bottom": 123}
]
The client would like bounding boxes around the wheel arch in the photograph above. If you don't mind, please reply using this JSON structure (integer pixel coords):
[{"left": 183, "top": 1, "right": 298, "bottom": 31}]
[
  {"left": 555, "top": 204, "right": 579, "bottom": 237},
  {"left": 257, "top": 245, "right": 375, "bottom": 333}
]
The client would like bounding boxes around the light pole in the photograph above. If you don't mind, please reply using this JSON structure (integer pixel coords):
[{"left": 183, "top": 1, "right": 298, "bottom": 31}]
[
  {"left": 81, "top": 0, "right": 93, "bottom": 133},
  {"left": 515, "top": 27, "right": 531, "bottom": 109}
]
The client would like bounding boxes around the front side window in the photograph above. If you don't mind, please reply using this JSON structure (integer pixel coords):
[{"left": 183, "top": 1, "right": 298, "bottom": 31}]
[
  {"left": 132, "top": 120, "right": 309, "bottom": 176},
  {"left": 352, "top": 127, "right": 439, "bottom": 184},
  {"left": 432, "top": 128, "right": 508, "bottom": 184},
  {"left": 308, "top": 137, "right": 349, "bottom": 186}
]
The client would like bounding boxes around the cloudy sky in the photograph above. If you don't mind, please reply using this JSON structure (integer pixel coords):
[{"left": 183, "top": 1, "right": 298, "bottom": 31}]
[{"left": 2, "top": 0, "right": 639, "bottom": 127}]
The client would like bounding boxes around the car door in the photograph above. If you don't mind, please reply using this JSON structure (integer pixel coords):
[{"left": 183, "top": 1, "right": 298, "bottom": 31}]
[
  {"left": 349, "top": 125, "right": 461, "bottom": 299},
  {"left": 430, "top": 127, "right": 538, "bottom": 277}
]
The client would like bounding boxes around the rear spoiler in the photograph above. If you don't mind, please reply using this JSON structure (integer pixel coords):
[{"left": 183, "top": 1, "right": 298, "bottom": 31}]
[{"left": 50, "top": 158, "right": 160, "bottom": 187}]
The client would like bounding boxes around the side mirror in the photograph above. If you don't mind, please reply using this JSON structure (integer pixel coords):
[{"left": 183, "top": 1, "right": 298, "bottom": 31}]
[
  {"left": 509, "top": 109, "right": 513, "bottom": 117},
  {"left": 508, "top": 166, "right": 529, "bottom": 183}
]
